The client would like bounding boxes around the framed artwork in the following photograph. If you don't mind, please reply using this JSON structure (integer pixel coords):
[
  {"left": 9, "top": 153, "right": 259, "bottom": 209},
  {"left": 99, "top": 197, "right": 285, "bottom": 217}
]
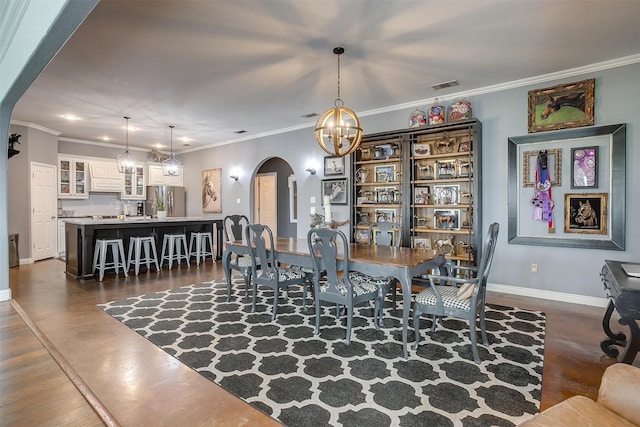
[
  {"left": 374, "top": 208, "right": 395, "bottom": 223},
  {"left": 564, "top": 193, "right": 607, "bottom": 235},
  {"left": 375, "top": 186, "right": 396, "bottom": 204},
  {"left": 508, "top": 123, "right": 626, "bottom": 250},
  {"left": 202, "top": 168, "right": 221, "bottom": 213},
  {"left": 432, "top": 184, "right": 460, "bottom": 205},
  {"left": 435, "top": 160, "right": 457, "bottom": 179},
  {"left": 374, "top": 164, "right": 396, "bottom": 182},
  {"left": 528, "top": 78, "right": 595, "bottom": 133},
  {"left": 324, "top": 156, "right": 345, "bottom": 176},
  {"left": 571, "top": 146, "right": 598, "bottom": 188},
  {"left": 322, "top": 178, "right": 348, "bottom": 205},
  {"left": 412, "top": 143, "right": 431, "bottom": 157},
  {"left": 458, "top": 140, "right": 471, "bottom": 152},
  {"left": 433, "top": 209, "right": 460, "bottom": 230},
  {"left": 414, "top": 186, "right": 430, "bottom": 205},
  {"left": 413, "top": 237, "right": 432, "bottom": 250},
  {"left": 522, "top": 148, "right": 562, "bottom": 187}
]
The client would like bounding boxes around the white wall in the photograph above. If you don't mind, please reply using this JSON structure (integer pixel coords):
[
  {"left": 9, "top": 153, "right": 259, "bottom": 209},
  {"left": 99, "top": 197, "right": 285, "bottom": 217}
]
[{"left": 180, "top": 61, "right": 640, "bottom": 302}]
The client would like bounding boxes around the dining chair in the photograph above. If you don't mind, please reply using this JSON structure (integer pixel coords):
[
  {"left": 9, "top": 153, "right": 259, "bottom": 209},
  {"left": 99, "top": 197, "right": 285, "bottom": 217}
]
[
  {"left": 412, "top": 222, "right": 499, "bottom": 363},
  {"left": 245, "top": 223, "right": 308, "bottom": 320},
  {"left": 223, "top": 214, "right": 256, "bottom": 300},
  {"left": 353, "top": 222, "right": 401, "bottom": 325},
  {"left": 307, "top": 227, "right": 385, "bottom": 344}
]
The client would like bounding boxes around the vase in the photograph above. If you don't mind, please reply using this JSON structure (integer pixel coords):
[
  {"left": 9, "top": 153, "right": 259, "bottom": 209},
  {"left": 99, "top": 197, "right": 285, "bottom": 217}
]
[{"left": 157, "top": 210, "right": 167, "bottom": 219}]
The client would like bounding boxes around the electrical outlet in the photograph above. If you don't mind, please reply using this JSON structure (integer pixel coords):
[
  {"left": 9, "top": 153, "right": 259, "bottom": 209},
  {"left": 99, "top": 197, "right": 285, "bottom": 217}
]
[{"left": 531, "top": 263, "right": 538, "bottom": 273}]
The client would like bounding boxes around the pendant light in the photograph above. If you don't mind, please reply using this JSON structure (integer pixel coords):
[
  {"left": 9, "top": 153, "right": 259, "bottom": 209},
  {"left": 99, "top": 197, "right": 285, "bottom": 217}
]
[
  {"left": 116, "top": 116, "right": 136, "bottom": 174},
  {"left": 314, "top": 47, "right": 362, "bottom": 157},
  {"left": 162, "top": 125, "right": 181, "bottom": 176}
]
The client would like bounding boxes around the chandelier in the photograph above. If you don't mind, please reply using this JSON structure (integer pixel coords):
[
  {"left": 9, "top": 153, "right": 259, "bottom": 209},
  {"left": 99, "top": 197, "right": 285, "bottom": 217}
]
[
  {"left": 314, "top": 47, "right": 362, "bottom": 157},
  {"left": 115, "top": 116, "right": 136, "bottom": 174},
  {"left": 162, "top": 125, "right": 181, "bottom": 176}
]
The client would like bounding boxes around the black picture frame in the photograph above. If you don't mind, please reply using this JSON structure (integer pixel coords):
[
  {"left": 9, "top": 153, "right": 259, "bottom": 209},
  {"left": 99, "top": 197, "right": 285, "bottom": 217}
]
[
  {"left": 508, "top": 123, "right": 626, "bottom": 250},
  {"left": 324, "top": 156, "right": 345, "bottom": 176},
  {"left": 321, "top": 178, "right": 348, "bottom": 205}
]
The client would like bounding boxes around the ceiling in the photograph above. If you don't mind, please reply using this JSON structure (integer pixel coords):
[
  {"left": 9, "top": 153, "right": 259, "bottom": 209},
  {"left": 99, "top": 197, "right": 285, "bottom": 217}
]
[{"left": 10, "top": 0, "right": 640, "bottom": 153}]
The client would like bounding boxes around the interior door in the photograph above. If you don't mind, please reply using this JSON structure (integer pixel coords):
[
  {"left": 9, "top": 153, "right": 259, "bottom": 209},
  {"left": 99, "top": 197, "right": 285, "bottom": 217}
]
[
  {"left": 31, "top": 162, "right": 58, "bottom": 261},
  {"left": 254, "top": 173, "right": 277, "bottom": 235}
]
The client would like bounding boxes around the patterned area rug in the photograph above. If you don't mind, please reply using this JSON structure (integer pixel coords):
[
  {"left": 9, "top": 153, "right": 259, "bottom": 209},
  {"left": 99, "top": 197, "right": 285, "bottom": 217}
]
[{"left": 99, "top": 279, "right": 545, "bottom": 427}]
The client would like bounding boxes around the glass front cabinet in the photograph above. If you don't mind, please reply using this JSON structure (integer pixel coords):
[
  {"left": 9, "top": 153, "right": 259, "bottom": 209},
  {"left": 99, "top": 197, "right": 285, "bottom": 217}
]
[
  {"left": 122, "top": 165, "right": 146, "bottom": 200},
  {"left": 351, "top": 119, "right": 482, "bottom": 275},
  {"left": 58, "top": 157, "right": 88, "bottom": 199}
]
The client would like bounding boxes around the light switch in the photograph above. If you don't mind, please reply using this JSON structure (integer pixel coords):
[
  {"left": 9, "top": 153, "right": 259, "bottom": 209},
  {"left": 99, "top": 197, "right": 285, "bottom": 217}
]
[
  {"left": 310, "top": 196, "right": 316, "bottom": 203},
  {"left": 236, "top": 198, "right": 241, "bottom": 204}
]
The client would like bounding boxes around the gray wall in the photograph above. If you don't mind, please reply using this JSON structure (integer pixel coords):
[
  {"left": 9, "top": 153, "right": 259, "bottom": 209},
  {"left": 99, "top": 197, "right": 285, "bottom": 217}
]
[{"left": 180, "top": 61, "right": 639, "bottom": 301}]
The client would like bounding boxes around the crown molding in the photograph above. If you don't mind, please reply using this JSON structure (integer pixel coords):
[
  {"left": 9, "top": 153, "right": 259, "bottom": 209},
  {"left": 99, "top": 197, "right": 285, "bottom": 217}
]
[
  {"left": 58, "top": 136, "right": 150, "bottom": 153},
  {"left": 10, "top": 120, "right": 61, "bottom": 136}
]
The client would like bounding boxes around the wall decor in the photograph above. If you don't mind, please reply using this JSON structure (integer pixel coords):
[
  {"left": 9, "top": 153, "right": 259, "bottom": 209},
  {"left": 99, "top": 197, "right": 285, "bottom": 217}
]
[
  {"left": 522, "top": 148, "right": 562, "bottom": 187},
  {"left": 527, "top": 78, "right": 595, "bottom": 133},
  {"left": 433, "top": 209, "right": 460, "bottom": 230},
  {"left": 508, "top": 123, "right": 626, "bottom": 250},
  {"left": 374, "top": 164, "right": 396, "bottom": 182},
  {"left": 413, "top": 237, "right": 431, "bottom": 250},
  {"left": 571, "top": 146, "right": 598, "bottom": 188},
  {"left": 375, "top": 186, "right": 396, "bottom": 204},
  {"left": 374, "top": 208, "right": 395, "bottom": 223},
  {"left": 321, "top": 178, "right": 348, "bottom": 205},
  {"left": 414, "top": 186, "right": 430, "bottom": 205},
  {"left": 202, "top": 168, "right": 222, "bottom": 213},
  {"left": 448, "top": 99, "right": 473, "bottom": 122},
  {"left": 324, "top": 156, "right": 345, "bottom": 176},
  {"left": 432, "top": 184, "right": 460, "bottom": 205},
  {"left": 564, "top": 193, "right": 607, "bottom": 235}
]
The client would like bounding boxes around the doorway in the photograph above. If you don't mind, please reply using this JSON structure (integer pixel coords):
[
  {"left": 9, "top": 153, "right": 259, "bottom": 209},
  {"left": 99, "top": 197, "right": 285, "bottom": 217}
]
[
  {"left": 30, "top": 162, "right": 58, "bottom": 261},
  {"left": 253, "top": 158, "right": 296, "bottom": 238}
]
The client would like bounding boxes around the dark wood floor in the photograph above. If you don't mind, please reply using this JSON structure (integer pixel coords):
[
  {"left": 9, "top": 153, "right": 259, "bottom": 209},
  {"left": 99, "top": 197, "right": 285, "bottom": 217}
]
[{"left": 1, "top": 258, "right": 635, "bottom": 426}]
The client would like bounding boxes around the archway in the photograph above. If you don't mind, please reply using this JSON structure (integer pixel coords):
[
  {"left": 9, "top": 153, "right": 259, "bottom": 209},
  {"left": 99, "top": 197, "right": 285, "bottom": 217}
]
[{"left": 253, "top": 157, "right": 296, "bottom": 238}]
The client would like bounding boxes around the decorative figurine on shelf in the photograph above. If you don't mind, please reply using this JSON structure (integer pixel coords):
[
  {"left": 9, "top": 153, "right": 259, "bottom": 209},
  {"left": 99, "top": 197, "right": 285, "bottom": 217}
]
[
  {"left": 428, "top": 98, "right": 446, "bottom": 125},
  {"left": 434, "top": 236, "right": 455, "bottom": 255},
  {"left": 357, "top": 146, "right": 373, "bottom": 160},
  {"left": 409, "top": 108, "right": 427, "bottom": 128},
  {"left": 434, "top": 135, "right": 456, "bottom": 154},
  {"left": 416, "top": 162, "right": 433, "bottom": 180},
  {"left": 448, "top": 99, "right": 473, "bottom": 122},
  {"left": 355, "top": 168, "right": 368, "bottom": 183}
]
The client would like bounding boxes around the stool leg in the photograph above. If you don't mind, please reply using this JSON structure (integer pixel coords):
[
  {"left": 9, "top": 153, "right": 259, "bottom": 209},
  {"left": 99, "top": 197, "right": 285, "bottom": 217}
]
[
  {"left": 118, "top": 240, "right": 128, "bottom": 278},
  {"left": 150, "top": 238, "right": 160, "bottom": 271},
  {"left": 134, "top": 238, "right": 142, "bottom": 275},
  {"left": 142, "top": 239, "right": 151, "bottom": 273},
  {"left": 93, "top": 242, "right": 100, "bottom": 273},
  {"left": 98, "top": 241, "right": 107, "bottom": 281},
  {"left": 127, "top": 239, "right": 135, "bottom": 272},
  {"left": 183, "top": 237, "right": 190, "bottom": 268},
  {"left": 189, "top": 234, "right": 196, "bottom": 265}
]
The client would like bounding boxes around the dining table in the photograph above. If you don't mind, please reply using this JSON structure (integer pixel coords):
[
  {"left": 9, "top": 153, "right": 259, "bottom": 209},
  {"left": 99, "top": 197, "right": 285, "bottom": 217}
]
[{"left": 222, "top": 236, "right": 446, "bottom": 358}]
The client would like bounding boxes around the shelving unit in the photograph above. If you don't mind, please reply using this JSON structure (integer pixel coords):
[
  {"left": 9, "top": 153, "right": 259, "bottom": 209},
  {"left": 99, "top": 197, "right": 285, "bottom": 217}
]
[{"left": 351, "top": 119, "right": 482, "bottom": 269}]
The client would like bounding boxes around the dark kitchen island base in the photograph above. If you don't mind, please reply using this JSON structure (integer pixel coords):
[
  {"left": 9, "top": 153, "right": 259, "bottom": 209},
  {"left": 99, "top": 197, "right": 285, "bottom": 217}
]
[{"left": 64, "top": 217, "right": 223, "bottom": 280}]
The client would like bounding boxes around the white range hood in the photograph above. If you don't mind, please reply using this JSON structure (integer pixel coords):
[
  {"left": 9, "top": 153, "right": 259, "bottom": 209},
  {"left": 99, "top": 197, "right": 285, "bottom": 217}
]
[{"left": 89, "top": 160, "right": 124, "bottom": 192}]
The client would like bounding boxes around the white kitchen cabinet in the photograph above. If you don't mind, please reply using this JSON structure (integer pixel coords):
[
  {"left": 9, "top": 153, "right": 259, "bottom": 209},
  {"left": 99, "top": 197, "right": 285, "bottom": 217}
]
[
  {"left": 122, "top": 165, "right": 146, "bottom": 199},
  {"left": 147, "top": 163, "right": 183, "bottom": 186},
  {"left": 57, "top": 219, "right": 66, "bottom": 256},
  {"left": 58, "top": 157, "right": 89, "bottom": 199},
  {"left": 89, "top": 160, "right": 124, "bottom": 192}
]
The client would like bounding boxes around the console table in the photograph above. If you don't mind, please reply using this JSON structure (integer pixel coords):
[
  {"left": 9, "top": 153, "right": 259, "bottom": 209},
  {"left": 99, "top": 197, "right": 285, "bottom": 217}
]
[{"left": 600, "top": 259, "right": 640, "bottom": 364}]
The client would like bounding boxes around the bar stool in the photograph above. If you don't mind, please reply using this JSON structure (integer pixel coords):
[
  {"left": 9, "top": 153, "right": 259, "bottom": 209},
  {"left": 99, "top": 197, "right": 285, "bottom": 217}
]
[
  {"left": 127, "top": 236, "right": 160, "bottom": 275},
  {"left": 188, "top": 231, "right": 214, "bottom": 265},
  {"left": 92, "top": 238, "right": 127, "bottom": 281},
  {"left": 161, "top": 233, "right": 189, "bottom": 269}
]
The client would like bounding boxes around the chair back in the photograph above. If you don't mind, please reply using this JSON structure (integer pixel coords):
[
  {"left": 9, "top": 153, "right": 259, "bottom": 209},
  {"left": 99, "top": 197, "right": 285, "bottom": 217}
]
[
  {"left": 367, "top": 222, "right": 401, "bottom": 247},
  {"left": 245, "top": 223, "right": 276, "bottom": 279},
  {"left": 224, "top": 215, "right": 249, "bottom": 243},
  {"left": 307, "top": 227, "right": 351, "bottom": 294},
  {"left": 475, "top": 222, "right": 500, "bottom": 303}
]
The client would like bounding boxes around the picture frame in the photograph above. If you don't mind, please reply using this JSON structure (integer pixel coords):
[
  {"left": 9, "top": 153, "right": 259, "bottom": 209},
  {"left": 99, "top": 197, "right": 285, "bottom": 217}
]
[
  {"left": 374, "top": 208, "right": 395, "bottom": 223},
  {"left": 322, "top": 178, "right": 348, "bottom": 205},
  {"left": 433, "top": 209, "right": 460, "bottom": 230},
  {"left": 522, "top": 148, "right": 562, "bottom": 187},
  {"left": 435, "top": 160, "right": 457, "bottom": 179},
  {"left": 527, "top": 78, "right": 595, "bottom": 133},
  {"left": 375, "top": 186, "right": 396, "bottom": 204},
  {"left": 324, "top": 156, "right": 345, "bottom": 176},
  {"left": 202, "top": 168, "right": 222, "bottom": 213},
  {"left": 458, "top": 140, "right": 471, "bottom": 153},
  {"left": 432, "top": 184, "right": 460, "bottom": 205},
  {"left": 413, "top": 237, "right": 432, "bottom": 250},
  {"left": 374, "top": 164, "right": 396, "bottom": 183},
  {"left": 508, "top": 123, "right": 626, "bottom": 250},
  {"left": 414, "top": 186, "right": 430, "bottom": 205},
  {"left": 571, "top": 146, "right": 598, "bottom": 188},
  {"left": 564, "top": 193, "right": 607, "bottom": 235},
  {"left": 412, "top": 143, "right": 431, "bottom": 157}
]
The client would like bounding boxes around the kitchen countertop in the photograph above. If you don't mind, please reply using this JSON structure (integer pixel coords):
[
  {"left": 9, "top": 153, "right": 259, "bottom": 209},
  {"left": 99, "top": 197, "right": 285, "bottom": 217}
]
[{"left": 63, "top": 216, "right": 216, "bottom": 225}]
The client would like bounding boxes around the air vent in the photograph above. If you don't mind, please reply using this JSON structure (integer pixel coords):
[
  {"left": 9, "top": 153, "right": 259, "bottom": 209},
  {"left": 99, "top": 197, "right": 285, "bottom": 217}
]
[
  {"left": 234, "top": 130, "right": 247, "bottom": 134},
  {"left": 301, "top": 112, "right": 318, "bottom": 118},
  {"left": 430, "top": 80, "right": 460, "bottom": 90}
]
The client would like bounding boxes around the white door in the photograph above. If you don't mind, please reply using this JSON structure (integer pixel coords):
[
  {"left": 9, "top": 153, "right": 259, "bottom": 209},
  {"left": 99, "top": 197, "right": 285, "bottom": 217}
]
[
  {"left": 31, "top": 162, "right": 58, "bottom": 261},
  {"left": 254, "top": 173, "right": 277, "bottom": 235}
]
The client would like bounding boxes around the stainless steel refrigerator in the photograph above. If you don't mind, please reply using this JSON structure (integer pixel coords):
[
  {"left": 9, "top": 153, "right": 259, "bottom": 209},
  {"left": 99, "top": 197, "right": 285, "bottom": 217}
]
[{"left": 146, "top": 186, "right": 186, "bottom": 217}]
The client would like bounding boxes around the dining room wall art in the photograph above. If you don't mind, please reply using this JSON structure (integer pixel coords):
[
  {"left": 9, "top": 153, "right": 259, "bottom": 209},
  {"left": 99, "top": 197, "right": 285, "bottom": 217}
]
[
  {"left": 202, "top": 168, "right": 222, "bottom": 213},
  {"left": 527, "top": 78, "right": 595, "bottom": 133}
]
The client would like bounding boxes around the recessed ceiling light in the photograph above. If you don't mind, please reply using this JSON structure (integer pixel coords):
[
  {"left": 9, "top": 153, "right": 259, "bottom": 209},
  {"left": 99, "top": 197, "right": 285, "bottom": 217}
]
[
  {"left": 301, "top": 113, "right": 318, "bottom": 118},
  {"left": 62, "top": 114, "right": 81, "bottom": 121},
  {"left": 430, "top": 80, "right": 460, "bottom": 90},
  {"left": 179, "top": 136, "right": 191, "bottom": 142},
  {"left": 154, "top": 143, "right": 163, "bottom": 149},
  {"left": 234, "top": 130, "right": 247, "bottom": 134}
]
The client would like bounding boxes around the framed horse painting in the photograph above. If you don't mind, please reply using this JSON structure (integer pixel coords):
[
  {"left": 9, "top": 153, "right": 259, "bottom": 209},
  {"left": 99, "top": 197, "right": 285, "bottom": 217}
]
[
  {"left": 527, "top": 79, "right": 595, "bottom": 133},
  {"left": 564, "top": 193, "right": 607, "bottom": 235}
]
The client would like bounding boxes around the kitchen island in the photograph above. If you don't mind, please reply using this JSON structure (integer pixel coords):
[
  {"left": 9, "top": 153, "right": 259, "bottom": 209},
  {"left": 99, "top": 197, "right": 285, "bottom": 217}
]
[{"left": 63, "top": 217, "right": 223, "bottom": 280}]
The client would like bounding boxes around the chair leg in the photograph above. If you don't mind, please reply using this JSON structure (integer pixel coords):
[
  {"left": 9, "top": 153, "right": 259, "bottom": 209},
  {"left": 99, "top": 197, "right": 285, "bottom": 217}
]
[
  {"left": 251, "top": 282, "right": 258, "bottom": 313},
  {"left": 345, "top": 304, "right": 353, "bottom": 345},
  {"left": 315, "top": 295, "right": 321, "bottom": 336},
  {"left": 479, "top": 310, "right": 489, "bottom": 346},
  {"left": 470, "top": 319, "right": 480, "bottom": 364},
  {"left": 412, "top": 307, "right": 421, "bottom": 350},
  {"left": 272, "top": 287, "right": 279, "bottom": 321}
]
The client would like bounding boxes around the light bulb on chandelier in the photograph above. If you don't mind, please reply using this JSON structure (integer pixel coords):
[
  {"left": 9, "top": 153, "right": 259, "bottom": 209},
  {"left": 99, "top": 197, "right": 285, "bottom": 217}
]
[{"left": 162, "top": 125, "right": 181, "bottom": 176}]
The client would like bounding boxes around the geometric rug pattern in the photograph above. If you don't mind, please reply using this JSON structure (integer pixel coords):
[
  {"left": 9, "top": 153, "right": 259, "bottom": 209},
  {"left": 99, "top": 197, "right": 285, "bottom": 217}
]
[{"left": 99, "top": 278, "right": 545, "bottom": 427}]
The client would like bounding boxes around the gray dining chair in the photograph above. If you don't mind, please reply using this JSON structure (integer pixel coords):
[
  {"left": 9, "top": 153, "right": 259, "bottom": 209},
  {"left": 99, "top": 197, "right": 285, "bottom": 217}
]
[
  {"left": 412, "top": 222, "right": 499, "bottom": 363},
  {"left": 246, "top": 223, "right": 309, "bottom": 320},
  {"left": 307, "top": 227, "right": 385, "bottom": 344},
  {"left": 223, "top": 214, "right": 256, "bottom": 300}
]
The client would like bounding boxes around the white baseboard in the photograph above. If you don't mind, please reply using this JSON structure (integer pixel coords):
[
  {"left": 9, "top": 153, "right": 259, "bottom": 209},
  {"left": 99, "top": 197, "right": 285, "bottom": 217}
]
[
  {"left": 19, "top": 258, "right": 34, "bottom": 265},
  {"left": 0, "top": 288, "right": 12, "bottom": 302},
  {"left": 487, "top": 282, "right": 608, "bottom": 308}
]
